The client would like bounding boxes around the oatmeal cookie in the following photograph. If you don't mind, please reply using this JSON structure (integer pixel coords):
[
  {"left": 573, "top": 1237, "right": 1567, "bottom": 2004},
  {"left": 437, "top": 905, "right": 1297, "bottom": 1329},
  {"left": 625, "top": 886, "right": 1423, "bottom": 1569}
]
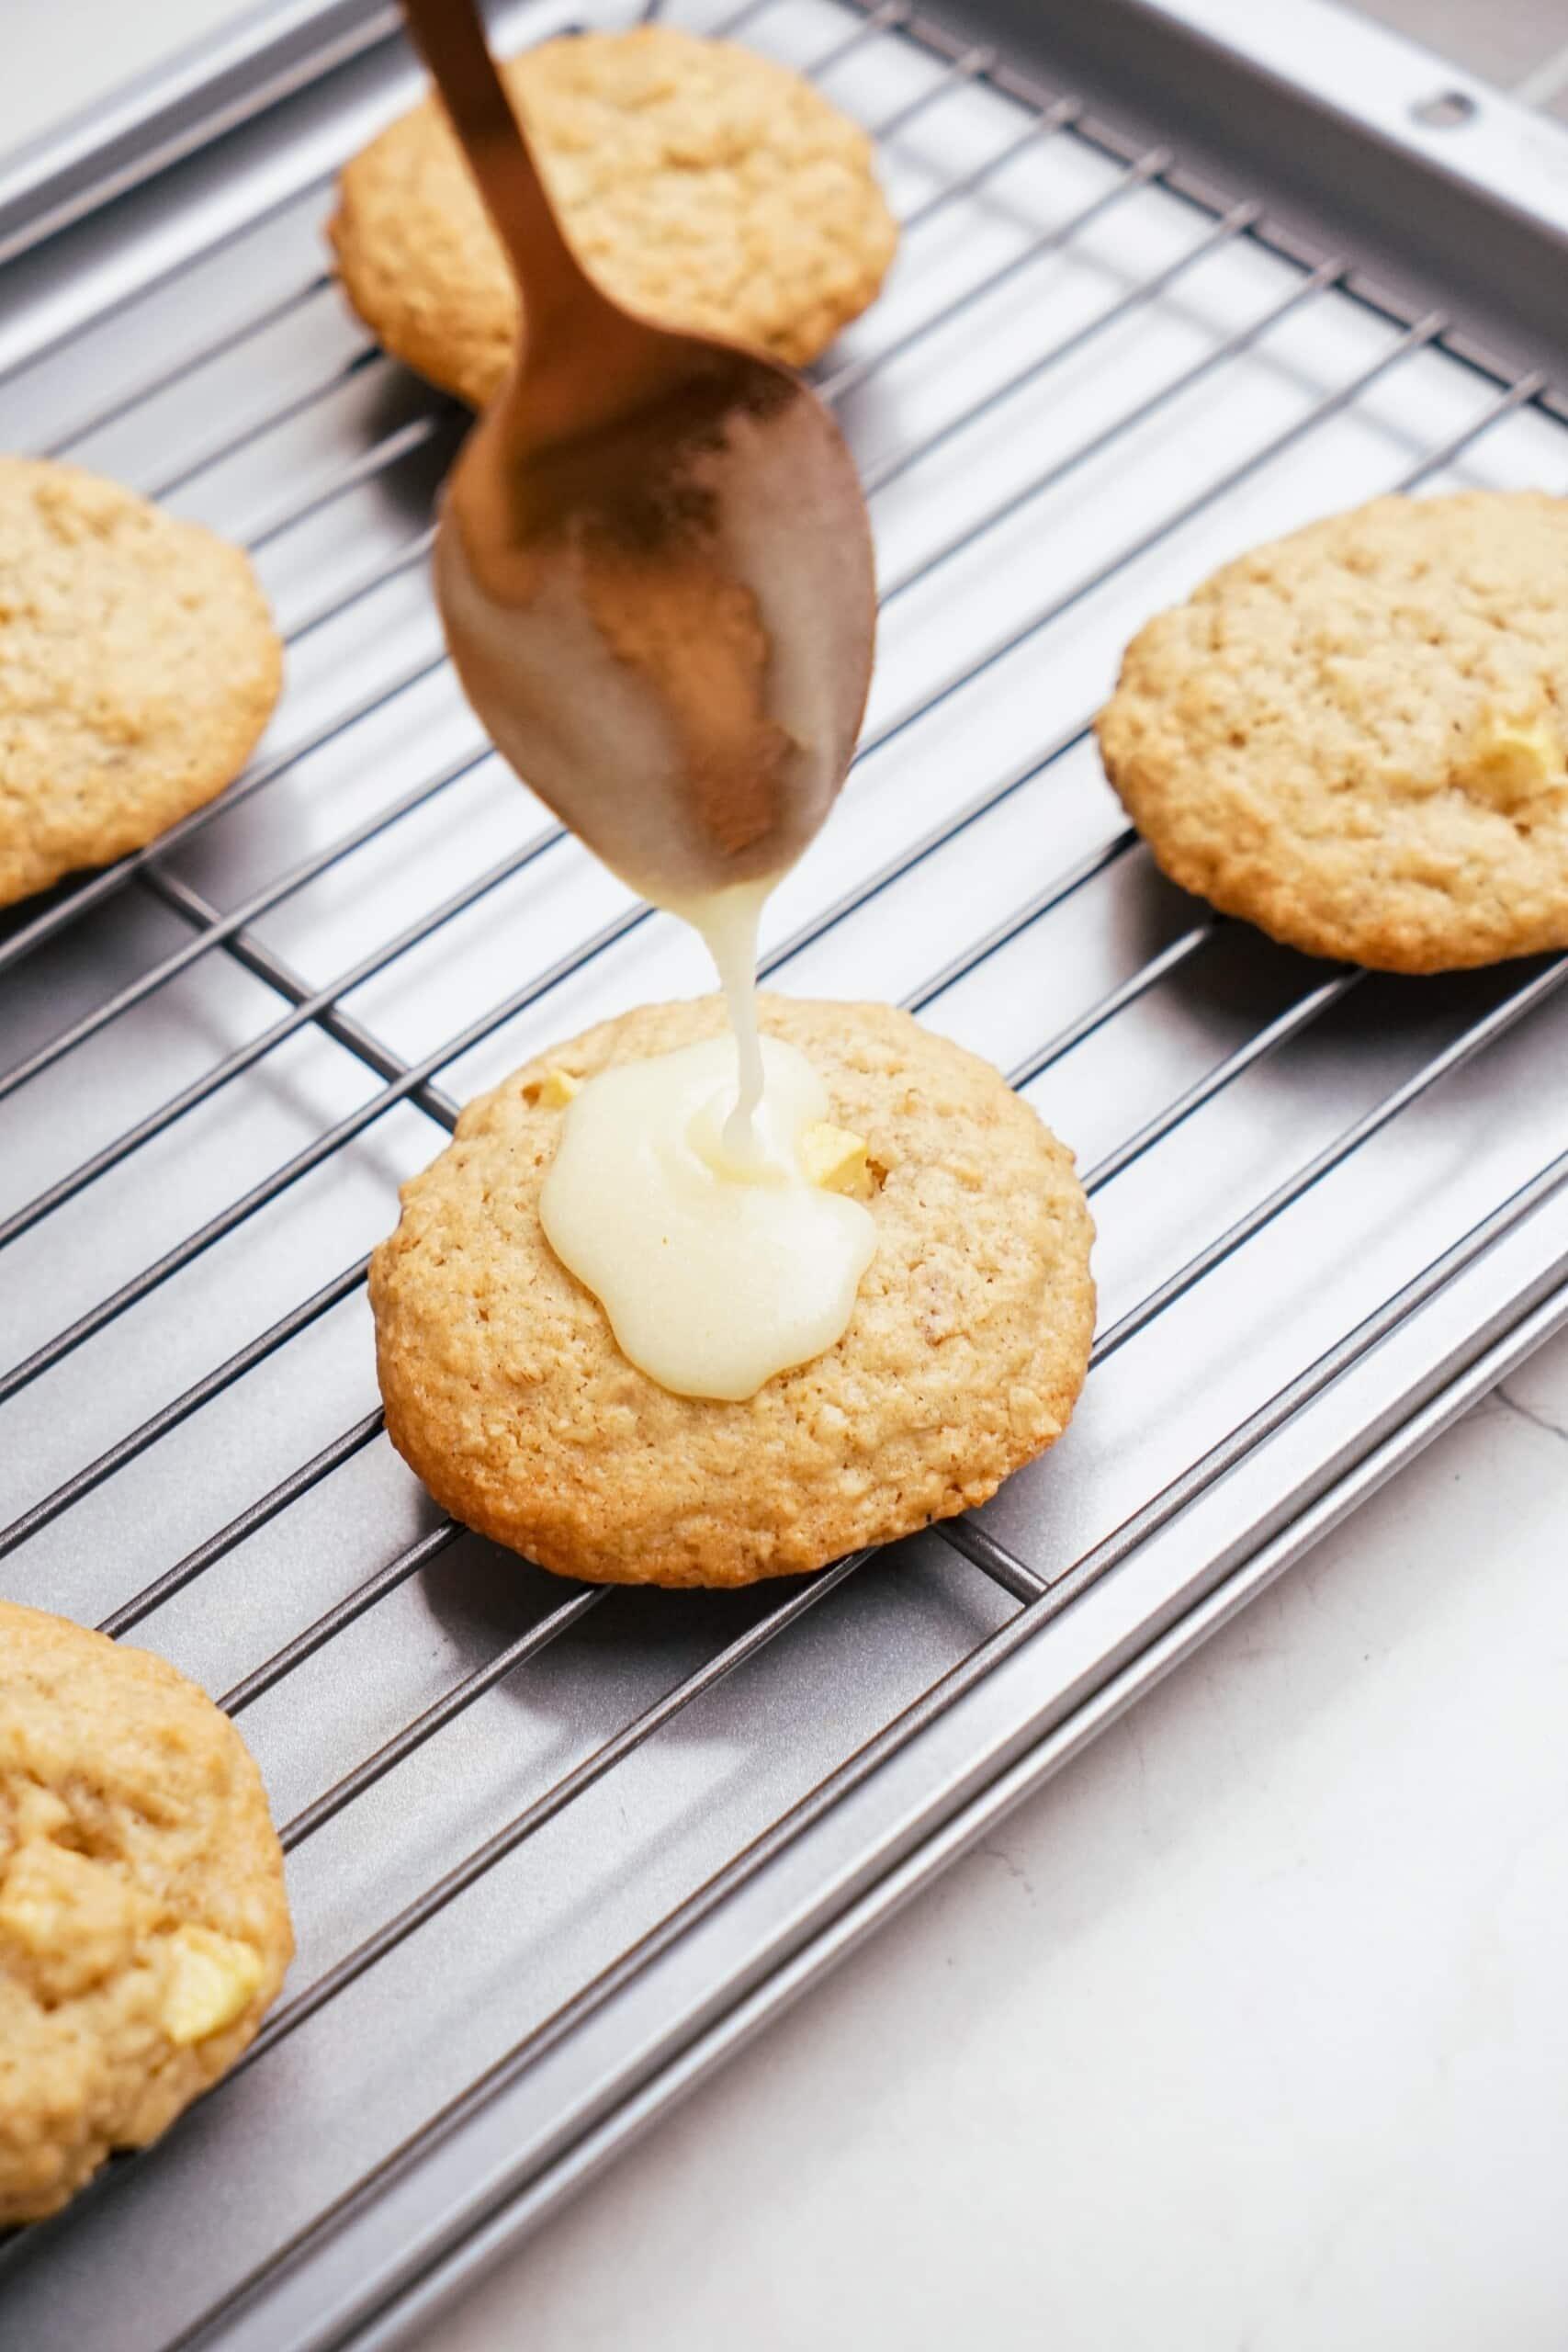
[
  {"left": 0, "top": 1601, "right": 293, "bottom": 2224},
  {"left": 0, "top": 457, "right": 282, "bottom": 909},
  {"left": 1097, "top": 491, "right": 1568, "bottom": 972},
  {"left": 328, "top": 26, "right": 899, "bottom": 409},
  {"left": 370, "top": 997, "right": 1095, "bottom": 1588}
]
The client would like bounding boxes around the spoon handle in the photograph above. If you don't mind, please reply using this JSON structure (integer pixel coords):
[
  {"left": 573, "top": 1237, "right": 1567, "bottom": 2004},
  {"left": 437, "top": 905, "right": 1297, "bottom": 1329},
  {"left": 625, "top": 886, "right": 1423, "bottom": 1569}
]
[{"left": 399, "top": 0, "right": 598, "bottom": 345}]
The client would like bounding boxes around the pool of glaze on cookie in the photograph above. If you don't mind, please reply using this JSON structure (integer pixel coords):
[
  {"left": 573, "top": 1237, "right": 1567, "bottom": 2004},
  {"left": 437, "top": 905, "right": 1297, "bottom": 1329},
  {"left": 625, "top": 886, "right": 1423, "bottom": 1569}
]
[{"left": 538, "top": 1030, "right": 875, "bottom": 1401}]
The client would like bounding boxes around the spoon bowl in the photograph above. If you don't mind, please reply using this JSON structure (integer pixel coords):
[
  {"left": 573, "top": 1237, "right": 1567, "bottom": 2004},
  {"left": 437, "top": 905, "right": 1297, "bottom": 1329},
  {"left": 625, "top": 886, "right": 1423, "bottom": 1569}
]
[{"left": 401, "top": 0, "right": 877, "bottom": 910}]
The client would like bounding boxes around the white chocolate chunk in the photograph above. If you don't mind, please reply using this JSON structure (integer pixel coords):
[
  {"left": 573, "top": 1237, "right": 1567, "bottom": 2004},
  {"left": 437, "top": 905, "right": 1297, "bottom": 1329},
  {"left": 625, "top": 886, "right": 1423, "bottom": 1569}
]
[
  {"left": 163, "top": 1925, "right": 265, "bottom": 2044},
  {"left": 1465, "top": 710, "right": 1565, "bottom": 810},
  {"left": 526, "top": 1067, "right": 581, "bottom": 1108},
  {"left": 799, "top": 1121, "right": 873, "bottom": 1200}
]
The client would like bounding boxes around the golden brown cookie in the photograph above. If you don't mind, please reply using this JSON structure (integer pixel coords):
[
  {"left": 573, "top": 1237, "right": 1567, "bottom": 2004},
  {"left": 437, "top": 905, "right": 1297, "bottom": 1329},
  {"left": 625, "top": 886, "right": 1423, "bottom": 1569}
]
[
  {"left": 0, "top": 457, "right": 283, "bottom": 909},
  {"left": 327, "top": 26, "right": 899, "bottom": 410},
  {"left": 1097, "top": 491, "right": 1568, "bottom": 974},
  {"left": 0, "top": 1601, "right": 293, "bottom": 2224},
  {"left": 370, "top": 997, "right": 1095, "bottom": 1589}
]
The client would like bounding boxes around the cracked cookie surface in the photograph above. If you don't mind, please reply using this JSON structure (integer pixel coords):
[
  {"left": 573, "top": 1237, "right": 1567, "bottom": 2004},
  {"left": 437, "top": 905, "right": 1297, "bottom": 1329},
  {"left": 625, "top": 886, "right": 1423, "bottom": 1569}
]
[
  {"left": 0, "top": 457, "right": 282, "bottom": 908},
  {"left": 1097, "top": 492, "right": 1568, "bottom": 972},
  {"left": 369, "top": 998, "right": 1095, "bottom": 1588},
  {"left": 0, "top": 1602, "right": 293, "bottom": 2224},
  {"left": 328, "top": 25, "right": 898, "bottom": 410}
]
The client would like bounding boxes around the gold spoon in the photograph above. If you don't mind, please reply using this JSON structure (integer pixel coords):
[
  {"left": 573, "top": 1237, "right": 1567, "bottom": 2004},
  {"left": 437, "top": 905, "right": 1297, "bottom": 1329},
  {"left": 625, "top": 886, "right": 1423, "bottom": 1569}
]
[{"left": 399, "top": 0, "right": 878, "bottom": 912}]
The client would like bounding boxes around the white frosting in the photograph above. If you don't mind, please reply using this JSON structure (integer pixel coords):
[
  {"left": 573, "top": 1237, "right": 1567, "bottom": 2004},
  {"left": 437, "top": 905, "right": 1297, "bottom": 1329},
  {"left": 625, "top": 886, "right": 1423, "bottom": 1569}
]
[
  {"left": 539, "top": 1033, "right": 875, "bottom": 1401},
  {"left": 672, "top": 878, "right": 771, "bottom": 1163}
]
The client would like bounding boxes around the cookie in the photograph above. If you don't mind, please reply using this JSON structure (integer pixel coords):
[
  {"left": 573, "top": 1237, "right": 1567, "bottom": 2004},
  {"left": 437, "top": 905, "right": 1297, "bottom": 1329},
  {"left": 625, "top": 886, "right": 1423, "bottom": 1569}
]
[
  {"left": 369, "top": 997, "right": 1095, "bottom": 1589},
  {"left": 327, "top": 26, "right": 899, "bottom": 410},
  {"left": 1097, "top": 491, "right": 1568, "bottom": 974},
  {"left": 0, "top": 457, "right": 283, "bottom": 910},
  {"left": 0, "top": 1601, "right": 293, "bottom": 2224}
]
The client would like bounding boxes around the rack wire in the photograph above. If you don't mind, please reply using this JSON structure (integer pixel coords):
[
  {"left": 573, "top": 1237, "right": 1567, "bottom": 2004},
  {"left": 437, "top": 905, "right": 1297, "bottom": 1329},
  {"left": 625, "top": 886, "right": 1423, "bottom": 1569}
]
[{"left": 3, "top": 0, "right": 1568, "bottom": 2341}]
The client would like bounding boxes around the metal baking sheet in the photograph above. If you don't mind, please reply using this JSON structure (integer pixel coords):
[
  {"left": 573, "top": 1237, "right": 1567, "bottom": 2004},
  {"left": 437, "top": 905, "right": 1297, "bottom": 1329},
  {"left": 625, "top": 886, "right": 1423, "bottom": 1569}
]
[{"left": 2, "top": 2, "right": 1567, "bottom": 2345}]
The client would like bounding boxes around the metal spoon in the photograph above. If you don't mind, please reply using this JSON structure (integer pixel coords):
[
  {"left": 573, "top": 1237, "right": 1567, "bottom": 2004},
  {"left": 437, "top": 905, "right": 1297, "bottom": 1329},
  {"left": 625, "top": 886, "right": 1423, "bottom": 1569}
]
[{"left": 399, "top": 0, "right": 877, "bottom": 911}]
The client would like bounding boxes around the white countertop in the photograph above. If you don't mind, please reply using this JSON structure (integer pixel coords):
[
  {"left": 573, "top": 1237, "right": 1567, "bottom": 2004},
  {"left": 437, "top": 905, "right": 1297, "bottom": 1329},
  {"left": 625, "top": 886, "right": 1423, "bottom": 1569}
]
[{"left": 7, "top": 6, "right": 1568, "bottom": 2347}]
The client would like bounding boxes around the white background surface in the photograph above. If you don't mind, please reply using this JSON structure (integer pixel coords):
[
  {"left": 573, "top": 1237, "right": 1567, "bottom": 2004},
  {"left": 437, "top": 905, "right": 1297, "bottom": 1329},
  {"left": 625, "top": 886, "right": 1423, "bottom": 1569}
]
[{"left": 7, "top": 5, "right": 1568, "bottom": 2347}]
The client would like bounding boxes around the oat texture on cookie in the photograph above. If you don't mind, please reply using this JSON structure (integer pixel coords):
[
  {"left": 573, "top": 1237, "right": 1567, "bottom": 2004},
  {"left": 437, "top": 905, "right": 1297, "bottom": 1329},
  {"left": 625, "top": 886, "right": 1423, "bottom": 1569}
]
[
  {"left": 328, "top": 26, "right": 899, "bottom": 410},
  {"left": 0, "top": 1602, "right": 294, "bottom": 2224},
  {"left": 1097, "top": 491, "right": 1568, "bottom": 974},
  {"left": 369, "top": 997, "right": 1096, "bottom": 1589},
  {"left": 0, "top": 457, "right": 283, "bottom": 909}
]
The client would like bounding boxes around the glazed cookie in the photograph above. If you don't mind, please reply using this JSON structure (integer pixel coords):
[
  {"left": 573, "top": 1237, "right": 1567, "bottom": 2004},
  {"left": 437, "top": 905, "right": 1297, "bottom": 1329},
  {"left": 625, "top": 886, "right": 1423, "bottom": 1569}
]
[
  {"left": 0, "top": 1601, "right": 293, "bottom": 2224},
  {"left": 370, "top": 997, "right": 1096, "bottom": 1589},
  {"left": 1097, "top": 492, "right": 1568, "bottom": 974},
  {"left": 0, "top": 457, "right": 282, "bottom": 909},
  {"left": 327, "top": 26, "right": 899, "bottom": 409}
]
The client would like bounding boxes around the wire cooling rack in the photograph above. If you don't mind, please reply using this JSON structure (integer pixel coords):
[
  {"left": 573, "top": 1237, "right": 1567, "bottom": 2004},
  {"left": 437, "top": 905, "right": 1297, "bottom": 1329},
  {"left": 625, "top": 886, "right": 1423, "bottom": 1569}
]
[{"left": 3, "top": 0, "right": 1568, "bottom": 2344}]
